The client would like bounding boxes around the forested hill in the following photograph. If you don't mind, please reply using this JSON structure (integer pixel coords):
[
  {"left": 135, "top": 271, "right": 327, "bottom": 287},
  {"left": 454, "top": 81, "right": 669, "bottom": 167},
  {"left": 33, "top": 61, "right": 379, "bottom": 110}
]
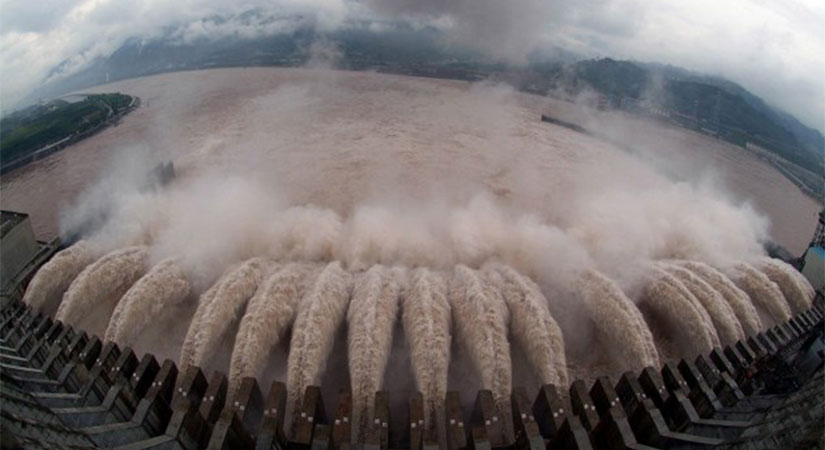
[
  {"left": 540, "top": 58, "right": 823, "bottom": 174},
  {"left": 21, "top": 20, "right": 823, "bottom": 175},
  {"left": 1, "top": 93, "right": 134, "bottom": 170}
]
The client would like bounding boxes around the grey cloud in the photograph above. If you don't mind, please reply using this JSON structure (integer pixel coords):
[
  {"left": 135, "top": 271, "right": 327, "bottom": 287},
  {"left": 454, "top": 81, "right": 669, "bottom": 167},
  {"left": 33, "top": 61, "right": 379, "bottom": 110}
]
[
  {"left": 359, "top": 0, "right": 554, "bottom": 62},
  {"left": 0, "top": 0, "right": 823, "bottom": 131}
]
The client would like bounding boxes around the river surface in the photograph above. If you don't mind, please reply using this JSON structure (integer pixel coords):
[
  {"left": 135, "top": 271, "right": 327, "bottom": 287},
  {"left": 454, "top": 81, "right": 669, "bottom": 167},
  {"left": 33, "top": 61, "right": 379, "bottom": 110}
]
[{"left": 1, "top": 67, "right": 820, "bottom": 254}]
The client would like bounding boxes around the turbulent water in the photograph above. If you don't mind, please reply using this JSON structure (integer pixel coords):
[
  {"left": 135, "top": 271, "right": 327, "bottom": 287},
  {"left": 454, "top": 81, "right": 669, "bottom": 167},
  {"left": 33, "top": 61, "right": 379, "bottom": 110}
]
[
  {"left": 449, "top": 265, "right": 512, "bottom": 406},
  {"left": 286, "top": 262, "right": 352, "bottom": 409},
  {"left": 228, "top": 263, "right": 318, "bottom": 394},
  {"left": 756, "top": 257, "right": 814, "bottom": 314},
  {"left": 484, "top": 263, "right": 568, "bottom": 387},
  {"left": 56, "top": 246, "right": 148, "bottom": 335},
  {"left": 23, "top": 241, "right": 94, "bottom": 316},
  {"left": 347, "top": 265, "right": 402, "bottom": 439},
  {"left": 10, "top": 70, "right": 815, "bottom": 427},
  {"left": 402, "top": 268, "right": 451, "bottom": 427},
  {"left": 179, "top": 257, "right": 274, "bottom": 373},
  {"left": 572, "top": 269, "right": 659, "bottom": 370},
  {"left": 105, "top": 257, "right": 190, "bottom": 344},
  {"left": 726, "top": 263, "right": 791, "bottom": 326},
  {"left": 677, "top": 261, "right": 763, "bottom": 335},
  {"left": 639, "top": 267, "right": 719, "bottom": 358},
  {"left": 663, "top": 263, "right": 744, "bottom": 345}
]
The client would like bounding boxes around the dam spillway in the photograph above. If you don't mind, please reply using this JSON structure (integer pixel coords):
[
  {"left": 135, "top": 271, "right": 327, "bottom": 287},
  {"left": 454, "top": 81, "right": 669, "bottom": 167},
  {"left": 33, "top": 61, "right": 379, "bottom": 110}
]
[{"left": 1, "top": 289, "right": 823, "bottom": 449}]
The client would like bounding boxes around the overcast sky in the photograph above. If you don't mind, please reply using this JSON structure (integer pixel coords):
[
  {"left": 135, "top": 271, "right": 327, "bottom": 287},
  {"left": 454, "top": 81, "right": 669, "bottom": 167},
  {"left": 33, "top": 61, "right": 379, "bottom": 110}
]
[{"left": 1, "top": 0, "right": 823, "bottom": 131}]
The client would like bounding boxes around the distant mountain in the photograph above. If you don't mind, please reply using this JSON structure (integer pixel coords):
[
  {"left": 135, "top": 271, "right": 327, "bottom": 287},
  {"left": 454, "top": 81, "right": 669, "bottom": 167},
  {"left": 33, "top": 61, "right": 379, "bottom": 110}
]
[
  {"left": 540, "top": 59, "right": 824, "bottom": 174},
  {"left": 24, "top": 18, "right": 824, "bottom": 176}
]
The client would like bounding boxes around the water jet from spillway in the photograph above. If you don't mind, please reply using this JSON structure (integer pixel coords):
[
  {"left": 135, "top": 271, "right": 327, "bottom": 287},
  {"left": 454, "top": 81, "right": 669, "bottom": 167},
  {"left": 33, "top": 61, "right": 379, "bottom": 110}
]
[
  {"left": 755, "top": 257, "right": 814, "bottom": 314},
  {"left": 228, "top": 263, "right": 319, "bottom": 395},
  {"left": 105, "top": 257, "right": 191, "bottom": 345},
  {"left": 484, "top": 263, "right": 568, "bottom": 387},
  {"left": 725, "top": 263, "right": 790, "bottom": 326},
  {"left": 56, "top": 246, "right": 149, "bottom": 335},
  {"left": 402, "top": 268, "right": 452, "bottom": 429},
  {"left": 347, "top": 265, "right": 402, "bottom": 440},
  {"left": 638, "top": 266, "right": 718, "bottom": 358},
  {"left": 663, "top": 263, "right": 744, "bottom": 345},
  {"left": 179, "top": 257, "right": 274, "bottom": 373},
  {"left": 286, "top": 261, "right": 352, "bottom": 410},
  {"left": 23, "top": 241, "right": 94, "bottom": 316},
  {"left": 571, "top": 268, "right": 659, "bottom": 370},
  {"left": 449, "top": 265, "right": 511, "bottom": 407},
  {"left": 676, "top": 261, "right": 763, "bottom": 336}
]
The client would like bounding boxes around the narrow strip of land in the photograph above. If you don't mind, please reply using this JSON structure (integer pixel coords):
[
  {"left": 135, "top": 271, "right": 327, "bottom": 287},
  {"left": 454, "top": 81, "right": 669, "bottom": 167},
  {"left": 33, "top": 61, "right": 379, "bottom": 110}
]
[{"left": 0, "top": 93, "right": 139, "bottom": 175}]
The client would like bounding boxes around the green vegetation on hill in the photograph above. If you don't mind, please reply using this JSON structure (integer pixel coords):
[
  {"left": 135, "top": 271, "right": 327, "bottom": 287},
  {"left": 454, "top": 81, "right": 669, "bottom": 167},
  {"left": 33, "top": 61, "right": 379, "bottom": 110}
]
[
  {"left": 543, "top": 59, "right": 824, "bottom": 174},
  {"left": 0, "top": 93, "right": 133, "bottom": 166}
]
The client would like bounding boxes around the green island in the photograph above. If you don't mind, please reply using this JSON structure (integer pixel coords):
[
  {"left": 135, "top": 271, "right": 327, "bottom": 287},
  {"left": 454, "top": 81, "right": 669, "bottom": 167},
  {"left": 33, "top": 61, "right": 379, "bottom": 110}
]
[{"left": 0, "top": 93, "right": 138, "bottom": 173}]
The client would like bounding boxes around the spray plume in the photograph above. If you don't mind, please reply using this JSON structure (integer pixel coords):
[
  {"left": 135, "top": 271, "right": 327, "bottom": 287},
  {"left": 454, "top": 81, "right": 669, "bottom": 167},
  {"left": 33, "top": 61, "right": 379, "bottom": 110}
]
[
  {"left": 663, "top": 263, "right": 744, "bottom": 345},
  {"left": 23, "top": 241, "right": 95, "bottom": 316},
  {"left": 448, "top": 265, "right": 511, "bottom": 406},
  {"left": 676, "top": 261, "right": 762, "bottom": 335},
  {"left": 56, "top": 246, "right": 149, "bottom": 328},
  {"left": 179, "top": 257, "right": 274, "bottom": 372},
  {"left": 638, "top": 267, "right": 718, "bottom": 358},
  {"left": 402, "top": 268, "right": 451, "bottom": 428},
  {"left": 571, "top": 268, "right": 659, "bottom": 369},
  {"left": 755, "top": 257, "right": 814, "bottom": 314},
  {"left": 104, "top": 258, "right": 191, "bottom": 345},
  {"left": 347, "top": 265, "right": 402, "bottom": 439},
  {"left": 725, "top": 263, "right": 790, "bottom": 326},
  {"left": 286, "top": 261, "right": 352, "bottom": 408},
  {"left": 228, "top": 263, "right": 319, "bottom": 395},
  {"left": 484, "top": 263, "right": 568, "bottom": 387},
  {"left": 654, "top": 264, "right": 720, "bottom": 347}
]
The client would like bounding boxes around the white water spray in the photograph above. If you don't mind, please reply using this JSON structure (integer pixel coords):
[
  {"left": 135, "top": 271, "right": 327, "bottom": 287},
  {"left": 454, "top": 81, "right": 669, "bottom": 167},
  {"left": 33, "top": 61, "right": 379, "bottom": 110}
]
[
  {"left": 572, "top": 268, "right": 659, "bottom": 369},
  {"left": 402, "top": 268, "right": 451, "bottom": 427},
  {"left": 725, "top": 263, "right": 790, "bottom": 326},
  {"left": 347, "top": 265, "right": 402, "bottom": 439},
  {"left": 663, "top": 263, "right": 744, "bottom": 345},
  {"left": 56, "top": 246, "right": 149, "bottom": 329},
  {"left": 179, "top": 257, "right": 274, "bottom": 372},
  {"left": 638, "top": 267, "right": 718, "bottom": 358},
  {"left": 756, "top": 257, "right": 814, "bottom": 314},
  {"left": 286, "top": 261, "right": 352, "bottom": 408},
  {"left": 676, "top": 261, "right": 763, "bottom": 335},
  {"left": 104, "top": 258, "right": 191, "bottom": 345},
  {"left": 23, "top": 241, "right": 94, "bottom": 316},
  {"left": 448, "top": 265, "right": 511, "bottom": 405},
  {"left": 484, "top": 263, "right": 568, "bottom": 387},
  {"left": 228, "top": 263, "right": 319, "bottom": 394}
]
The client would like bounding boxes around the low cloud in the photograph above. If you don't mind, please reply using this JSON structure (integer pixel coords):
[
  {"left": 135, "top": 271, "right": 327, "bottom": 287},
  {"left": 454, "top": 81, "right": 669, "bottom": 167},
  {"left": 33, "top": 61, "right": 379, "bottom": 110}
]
[{"left": 0, "top": 0, "right": 822, "bottom": 130}]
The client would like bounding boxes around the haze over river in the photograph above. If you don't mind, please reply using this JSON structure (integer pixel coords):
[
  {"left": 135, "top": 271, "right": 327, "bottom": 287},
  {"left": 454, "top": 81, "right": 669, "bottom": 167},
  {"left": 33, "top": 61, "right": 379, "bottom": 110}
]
[{"left": 1, "top": 68, "right": 820, "bottom": 254}]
